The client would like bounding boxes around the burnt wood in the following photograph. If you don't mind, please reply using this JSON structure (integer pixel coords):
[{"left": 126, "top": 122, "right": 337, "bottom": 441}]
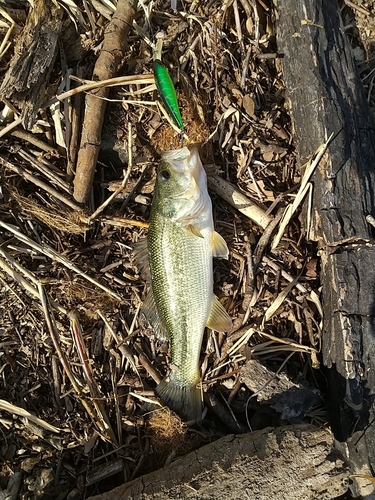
[
  {"left": 276, "top": 0, "right": 375, "bottom": 497},
  {"left": 0, "top": 0, "right": 63, "bottom": 129}
]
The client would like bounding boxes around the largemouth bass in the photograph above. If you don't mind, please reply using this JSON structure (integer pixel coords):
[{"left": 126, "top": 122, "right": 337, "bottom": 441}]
[{"left": 138, "top": 146, "right": 232, "bottom": 422}]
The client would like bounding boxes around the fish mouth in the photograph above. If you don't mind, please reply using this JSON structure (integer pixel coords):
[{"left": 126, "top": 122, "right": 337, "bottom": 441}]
[
  {"left": 161, "top": 147, "right": 201, "bottom": 176},
  {"left": 162, "top": 146, "right": 202, "bottom": 196},
  {"left": 161, "top": 147, "right": 191, "bottom": 171}
]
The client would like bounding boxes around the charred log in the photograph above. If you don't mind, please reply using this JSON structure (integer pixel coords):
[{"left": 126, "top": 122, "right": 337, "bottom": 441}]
[{"left": 276, "top": 0, "right": 375, "bottom": 496}]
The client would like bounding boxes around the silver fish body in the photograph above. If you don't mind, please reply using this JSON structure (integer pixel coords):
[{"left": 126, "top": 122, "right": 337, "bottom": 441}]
[{"left": 142, "top": 147, "right": 232, "bottom": 421}]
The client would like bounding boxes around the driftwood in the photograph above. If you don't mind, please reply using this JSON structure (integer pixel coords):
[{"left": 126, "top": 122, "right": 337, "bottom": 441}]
[
  {"left": 87, "top": 424, "right": 348, "bottom": 500},
  {"left": 276, "top": 0, "right": 375, "bottom": 497},
  {"left": 0, "top": 0, "right": 63, "bottom": 130},
  {"left": 73, "top": 0, "right": 137, "bottom": 204},
  {"left": 207, "top": 175, "right": 272, "bottom": 229}
]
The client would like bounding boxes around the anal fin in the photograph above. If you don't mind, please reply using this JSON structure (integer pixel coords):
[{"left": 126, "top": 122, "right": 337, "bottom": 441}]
[{"left": 206, "top": 296, "right": 232, "bottom": 332}]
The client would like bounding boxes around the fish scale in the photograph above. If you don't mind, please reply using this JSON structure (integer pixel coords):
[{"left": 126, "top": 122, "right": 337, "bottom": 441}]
[{"left": 148, "top": 218, "right": 212, "bottom": 384}]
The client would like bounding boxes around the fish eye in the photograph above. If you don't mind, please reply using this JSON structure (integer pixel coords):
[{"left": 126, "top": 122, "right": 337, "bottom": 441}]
[{"left": 160, "top": 169, "right": 171, "bottom": 180}]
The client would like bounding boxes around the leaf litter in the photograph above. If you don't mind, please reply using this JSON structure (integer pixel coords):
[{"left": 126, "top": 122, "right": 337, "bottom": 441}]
[{"left": 1, "top": 0, "right": 367, "bottom": 498}]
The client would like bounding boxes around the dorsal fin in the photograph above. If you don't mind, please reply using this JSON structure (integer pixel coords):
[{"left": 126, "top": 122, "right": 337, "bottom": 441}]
[
  {"left": 142, "top": 289, "right": 169, "bottom": 340},
  {"left": 133, "top": 238, "right": 150, "bottom": 281}
]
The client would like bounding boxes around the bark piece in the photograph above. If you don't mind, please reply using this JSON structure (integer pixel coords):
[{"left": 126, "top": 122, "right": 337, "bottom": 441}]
[
  {"left": 240, "top": 359, "right": 322, "bottom": 420},
  {"left": 0, "top": 0, "right": 63, "bottom": 130},
  {"left": 276, "top": 0, "right": 375, "bottom": 496},
  {"left": 73, "top": 0, "right": 137, "bottom": 204},
  {"left": 87, "top": 424, "right": 349, "bottom": 500}
]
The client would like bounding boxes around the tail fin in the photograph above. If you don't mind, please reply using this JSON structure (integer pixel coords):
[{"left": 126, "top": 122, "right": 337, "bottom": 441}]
[{"left": 155, "top": 373, "right": 202, "bottom": 423}]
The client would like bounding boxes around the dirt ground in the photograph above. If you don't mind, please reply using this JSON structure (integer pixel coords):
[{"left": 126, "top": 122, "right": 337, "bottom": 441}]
[{"left": 0, "top": 1, "right": 374, "bottom": 499}]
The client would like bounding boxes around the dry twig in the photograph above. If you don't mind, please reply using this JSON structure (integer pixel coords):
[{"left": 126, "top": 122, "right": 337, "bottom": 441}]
[
  {"left": 73, "top": 0, "right": 137, "bottom": 204},
  {"left": 0, "top": 221, "right": 123, "bottom": 301}
]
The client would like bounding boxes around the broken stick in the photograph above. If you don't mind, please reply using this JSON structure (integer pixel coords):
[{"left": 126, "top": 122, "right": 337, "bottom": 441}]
[
  {"left": 207, "top": 174, "right": 272, "bottom": 229},
  {"left": 73, "top": 0, "right": 137, "bottom": 204}
]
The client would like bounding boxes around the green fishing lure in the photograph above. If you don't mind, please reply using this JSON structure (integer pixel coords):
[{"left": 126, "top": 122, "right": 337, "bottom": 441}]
[{"left": 153, "top": 59, "right": 184, "bottom": 130}]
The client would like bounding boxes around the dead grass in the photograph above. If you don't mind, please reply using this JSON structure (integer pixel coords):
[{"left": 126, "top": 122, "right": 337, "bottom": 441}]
[
  {"left": 10, "top": 188, "right": 87, "bottom": 234},
  {"left": 146, "top": 407, "right": 201, "bottom": 464}
]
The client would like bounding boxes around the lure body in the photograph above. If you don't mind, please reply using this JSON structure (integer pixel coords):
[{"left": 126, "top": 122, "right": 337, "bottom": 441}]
[{"left": 153, "top": 59, "right": 184, "bottom": 130}]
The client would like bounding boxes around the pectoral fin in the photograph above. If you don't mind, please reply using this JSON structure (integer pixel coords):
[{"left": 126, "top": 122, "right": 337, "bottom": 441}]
[
  {"left": 206, "top": 296, "right": 232, "bottom": 332},
  {"left": 211, "top": 231, "right": 229, "bottom": 259},
  {"left": 142, "top": 289, "right": 169, "bottom": 340},
  {"left": 186, "top": 224, "right": 204, "bottom": 238}
]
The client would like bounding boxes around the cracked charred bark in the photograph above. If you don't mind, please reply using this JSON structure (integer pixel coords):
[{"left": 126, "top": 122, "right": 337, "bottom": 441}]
[
  {"left": 276, "top": 0, "right": 375, "bottom": 497},
  {"left": 0, "top": 0, "right": 63, "bottom": 129}
]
